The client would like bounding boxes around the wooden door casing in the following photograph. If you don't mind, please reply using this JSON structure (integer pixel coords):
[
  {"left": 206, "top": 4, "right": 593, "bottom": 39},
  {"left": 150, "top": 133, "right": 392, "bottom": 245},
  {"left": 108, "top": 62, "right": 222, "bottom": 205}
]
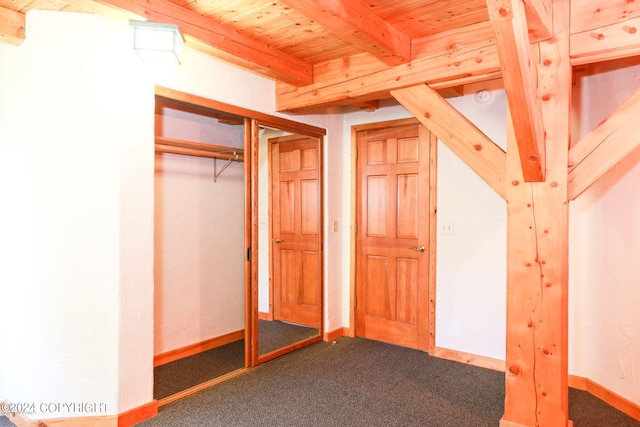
[
  {"left": 356, "top": 123, "right": 431, "bottom": 351},
  {"left": 270, "top": 134, "right": 321, "bottom": 328}
]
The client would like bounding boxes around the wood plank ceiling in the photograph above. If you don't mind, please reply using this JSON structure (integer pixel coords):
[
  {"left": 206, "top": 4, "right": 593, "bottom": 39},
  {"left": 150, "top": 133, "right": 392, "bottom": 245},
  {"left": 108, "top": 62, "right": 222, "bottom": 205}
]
[{"left": 3, "top": 0, "right": 639, "bottom": 115}]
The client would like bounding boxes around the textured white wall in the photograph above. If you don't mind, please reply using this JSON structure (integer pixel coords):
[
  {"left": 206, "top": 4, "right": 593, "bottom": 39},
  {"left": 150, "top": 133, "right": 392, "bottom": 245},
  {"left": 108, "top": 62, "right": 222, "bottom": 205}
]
[
  {"left": 435, "top": 85, "right": 507, "bottom": 360},
  {"left": 569, "top": 59, "right": 640, "bottom": 405},
  {"left": 0, "top": 10, "right": 154, "bottom": 418}
]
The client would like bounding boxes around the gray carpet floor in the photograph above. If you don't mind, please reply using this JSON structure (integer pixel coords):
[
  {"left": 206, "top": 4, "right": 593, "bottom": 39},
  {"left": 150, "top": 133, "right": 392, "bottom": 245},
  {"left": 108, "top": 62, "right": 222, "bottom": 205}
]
[
  {"left": 154, "top": 320, "right": 316, "bottom": 400},
  {"left": 137, "top": 337, "right": 640, "bottom": 427},
  {"left": 154, "top": 339, "right": 245, "bottom": 400},
  {"left": 258, "top": 319, "right": 318, "bottom": 355},
  {"left": 3, "top": 337, "right": 639, "bottom": 426}
]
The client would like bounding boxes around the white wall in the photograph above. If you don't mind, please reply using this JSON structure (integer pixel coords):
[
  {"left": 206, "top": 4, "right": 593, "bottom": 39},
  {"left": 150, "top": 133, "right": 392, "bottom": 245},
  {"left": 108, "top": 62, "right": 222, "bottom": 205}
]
[
  {"left": 0, "top": 9, "right": 342, "bottom": 420},
  {"left": 342, "top": 84, "right": 507, "bottom": 360},
  {"left": 569, "top": 59, "right": 640, "bottom": 404},
  {"left": 0, "top": 11, "right": 153, "bottom": 418},
  {"left": 435, "top": 84, "right": 507, "bottom": 359},
  {"left": 154, "top": 108, "right": 245, "bottom": 354}
]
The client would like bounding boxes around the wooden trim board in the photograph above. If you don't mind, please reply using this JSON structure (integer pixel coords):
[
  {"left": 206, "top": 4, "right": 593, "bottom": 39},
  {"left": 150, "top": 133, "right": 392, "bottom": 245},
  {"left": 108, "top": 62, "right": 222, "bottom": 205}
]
[
  {"left": 430, "top": 348, "right": 640, "bottom": 422},
  {"left": 2, "top": 400, "right": 158, "bottom": 427},
  {"left": 154, "top": 329, "right": 244, "bottom": 367},
  {"left": 155, "top": 86, "right": 326, "bottom": 138},
  {"left": 258, "top": 311, "right": 271, "bottom": 321},
  {"left": 568, "top": 375, "right": 640, "bottom": 422},
  {"left": 323, "top": 327, "right": 348, "bottom": 342},
  {"left": 432, "top": 346, "right": 506, "bottom": 372},
  {"left": 118, "top": 401, "right": 158, "bottom": 427},
  {"left": 5, "top": 414, "right": 117, "bottom": 427}
]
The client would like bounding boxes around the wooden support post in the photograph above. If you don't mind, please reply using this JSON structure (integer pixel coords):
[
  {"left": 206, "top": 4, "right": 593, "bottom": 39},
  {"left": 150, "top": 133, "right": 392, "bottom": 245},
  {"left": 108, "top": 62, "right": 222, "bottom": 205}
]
[{"left": 501, "top": 1, "right": 572, "bottom": 426}]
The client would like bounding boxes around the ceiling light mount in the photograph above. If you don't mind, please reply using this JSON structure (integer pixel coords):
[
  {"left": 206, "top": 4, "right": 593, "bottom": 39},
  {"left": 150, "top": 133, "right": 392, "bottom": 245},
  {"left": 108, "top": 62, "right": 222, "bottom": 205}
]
[{"left": 130, "top": 20, "right": 184, "bottom": 65}]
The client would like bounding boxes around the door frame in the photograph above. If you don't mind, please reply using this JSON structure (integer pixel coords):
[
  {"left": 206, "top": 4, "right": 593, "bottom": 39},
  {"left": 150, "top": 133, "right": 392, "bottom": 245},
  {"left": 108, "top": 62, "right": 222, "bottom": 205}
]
[
  {"left": 152, "top": 87, "right": 326, "bottom": 383},
  {"left": 350, "top": 118, "right": 438, "bottom": 354}
]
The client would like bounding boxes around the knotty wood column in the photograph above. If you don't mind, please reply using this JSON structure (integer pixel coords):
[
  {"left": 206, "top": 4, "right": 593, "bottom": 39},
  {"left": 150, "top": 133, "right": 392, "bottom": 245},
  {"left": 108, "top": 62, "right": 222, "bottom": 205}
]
[{"left": 501, "top": 1, "right": 572, "bottom": 426}]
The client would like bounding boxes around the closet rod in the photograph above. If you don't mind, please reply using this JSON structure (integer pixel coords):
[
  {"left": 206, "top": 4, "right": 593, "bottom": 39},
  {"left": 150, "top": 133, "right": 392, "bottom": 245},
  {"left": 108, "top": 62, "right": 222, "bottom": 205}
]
[{"left": 155, "top": 136, "right": 244, "bottom": 162}]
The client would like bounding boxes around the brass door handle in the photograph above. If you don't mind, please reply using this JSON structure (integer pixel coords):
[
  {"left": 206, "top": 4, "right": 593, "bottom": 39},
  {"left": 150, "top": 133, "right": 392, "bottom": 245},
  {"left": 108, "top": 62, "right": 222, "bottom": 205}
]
[
  {"left": 409, "top": 244, "right": 425, "bottom": 252},
  {"left": 273, "top": 238, "right": 283, "bottom": 244}
]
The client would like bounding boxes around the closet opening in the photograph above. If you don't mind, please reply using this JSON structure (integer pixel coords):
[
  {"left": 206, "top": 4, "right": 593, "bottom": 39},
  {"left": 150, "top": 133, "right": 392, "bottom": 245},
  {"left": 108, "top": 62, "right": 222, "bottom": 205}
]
[
  {"left": 152, "top": 86, "right": 327, "bottom": 405},
  {"left": 153, "top": 96, "right": 248, "bottom": 405}
]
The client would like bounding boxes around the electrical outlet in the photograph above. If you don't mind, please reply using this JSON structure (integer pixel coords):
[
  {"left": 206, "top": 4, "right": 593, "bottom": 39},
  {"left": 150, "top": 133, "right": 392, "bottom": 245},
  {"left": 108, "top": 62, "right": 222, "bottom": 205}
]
[{"left": 440, "top": 220, "right": 454, "bottom": 235}]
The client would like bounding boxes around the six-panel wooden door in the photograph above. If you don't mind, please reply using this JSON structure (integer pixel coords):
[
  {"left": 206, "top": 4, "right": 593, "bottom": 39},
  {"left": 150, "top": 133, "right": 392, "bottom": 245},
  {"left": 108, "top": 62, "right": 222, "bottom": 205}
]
[
  {"left": 356, "top": 123, "right": 430, "bottom": 351},
  {"left": 270, "top": 134, "right": 321, "bottom": 328}
]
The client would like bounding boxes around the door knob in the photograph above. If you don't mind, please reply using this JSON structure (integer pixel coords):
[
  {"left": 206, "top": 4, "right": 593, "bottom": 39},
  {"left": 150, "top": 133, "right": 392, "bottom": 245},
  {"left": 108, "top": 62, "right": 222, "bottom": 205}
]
[
  {"left": 409, "top": 244, "right": 425, "bottom": 252},
  {"left": 273, "top": 238, "right": 283, "bottom": 244}
]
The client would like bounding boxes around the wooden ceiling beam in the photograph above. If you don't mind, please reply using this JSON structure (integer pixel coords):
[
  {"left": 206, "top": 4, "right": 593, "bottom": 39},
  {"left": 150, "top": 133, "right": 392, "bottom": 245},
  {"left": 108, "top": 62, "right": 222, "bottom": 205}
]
[
  {"left": 278, "top": 0, "right": 411, "bottom": 66},
  {"left": 0, "top": 6, "right": 25, "bottom": 45},
  {"left": 487, "top": 0, "right": 545, "bottom": 182},
  {"left": 570, "top": 16, "right": 640, "bottom": 66},
  {"left": 95, "top": 0, "right": 313, "bottom": 86},
  {"left": 391, "top": 84, "right": 507, "bottom": 200},
  {"left": 276, "top": 21, "right": 502, "bottom": 112},
  {"left": 276, "top": 3, "right": 639, "bottom": 112},
  {"left": 571, "top": 0, "right": 640, "bottom": 34},
  {"left": 568, "top": 86, "right": 640, "bottom": 201}
]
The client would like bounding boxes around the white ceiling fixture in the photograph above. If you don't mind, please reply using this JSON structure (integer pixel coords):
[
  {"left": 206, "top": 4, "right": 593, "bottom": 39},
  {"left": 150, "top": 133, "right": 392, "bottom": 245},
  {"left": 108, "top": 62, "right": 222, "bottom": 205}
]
[{"left": 130, "top": 20, "right": 183, "bottom": 65}]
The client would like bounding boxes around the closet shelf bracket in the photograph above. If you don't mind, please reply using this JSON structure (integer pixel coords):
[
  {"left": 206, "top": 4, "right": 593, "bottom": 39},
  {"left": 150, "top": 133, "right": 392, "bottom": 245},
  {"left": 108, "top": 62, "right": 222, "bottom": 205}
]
[{"left": 214, "top": 151, "right": 239, "bottom": 183}]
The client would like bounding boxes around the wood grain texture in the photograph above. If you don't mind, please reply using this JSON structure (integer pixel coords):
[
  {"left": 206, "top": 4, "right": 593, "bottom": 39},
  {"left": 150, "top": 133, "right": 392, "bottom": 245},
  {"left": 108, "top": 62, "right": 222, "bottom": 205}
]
[
  {"left": 487, "top": 0, "right": 545, "bottom": 182},
  {"left": 501, "top": 1, "right": 572, "bottom": 425},
  {"left": 571, "top": 0, "right": 640, "bottom": 33},
  {"left": 279, "top": 0, "right": 411, "bottom": 66},
  {"left": 521, "top": 0, "right": 552, "bottom": 41},
  {"left": 2, "top": 0, "right": 640, "bottom": 105}
]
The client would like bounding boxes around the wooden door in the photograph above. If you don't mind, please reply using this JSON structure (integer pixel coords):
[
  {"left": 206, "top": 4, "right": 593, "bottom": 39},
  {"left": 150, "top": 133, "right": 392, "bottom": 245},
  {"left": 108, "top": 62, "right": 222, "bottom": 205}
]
[
  {"left": 270, "top": 134, "right": 321, "bottom": 328},
  {"left": 356, "top": 123, "right": 430, "bottom": 351}
]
